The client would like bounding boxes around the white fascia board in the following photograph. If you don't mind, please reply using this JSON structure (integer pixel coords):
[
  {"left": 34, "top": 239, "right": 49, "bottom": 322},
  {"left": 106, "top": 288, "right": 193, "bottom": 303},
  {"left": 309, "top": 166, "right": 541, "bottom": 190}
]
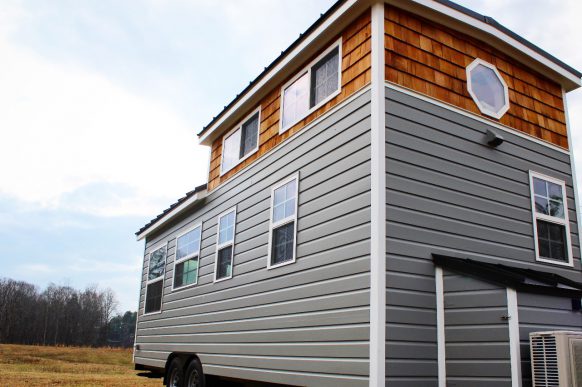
[
  {"left": 136, "top": 190, "right": 207, "bottom": 241},
  {"left": 385, "top": 0, "right": 581, "bottom": 91},
  {"left": 198, "top": 0, "right": 371, "bottom": 146}
]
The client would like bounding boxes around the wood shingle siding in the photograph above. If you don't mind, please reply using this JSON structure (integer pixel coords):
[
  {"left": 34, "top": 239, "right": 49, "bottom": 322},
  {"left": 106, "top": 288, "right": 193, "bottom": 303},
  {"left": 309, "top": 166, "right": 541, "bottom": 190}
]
[
  {"left": 384, "top": 6, "right": 568, "bottom": 149},
  {"left": 208, "top": 10, "right": 372, "bottom": 192}
]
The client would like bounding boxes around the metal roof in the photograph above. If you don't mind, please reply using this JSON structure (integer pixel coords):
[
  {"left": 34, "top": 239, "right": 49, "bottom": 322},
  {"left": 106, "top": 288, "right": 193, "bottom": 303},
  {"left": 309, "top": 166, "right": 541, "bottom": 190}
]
[
  {"left": 135, "top": 184, "right": 207, "bottom": 237},
  {"left": 433, "top": 254, "right": 582, "bottom": 298}
]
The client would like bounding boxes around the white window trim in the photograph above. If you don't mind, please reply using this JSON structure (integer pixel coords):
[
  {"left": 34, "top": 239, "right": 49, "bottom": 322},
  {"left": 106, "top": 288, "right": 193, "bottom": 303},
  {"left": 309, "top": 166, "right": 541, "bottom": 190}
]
[
  {"left": 214, "top": 207, "right": 237, "bottom": 282},
  {"left": 529, "top": 170, "right": 574, "bottom": 267},
  {"left": 143, "top": 241, "right": 169, "bottom": 316},
  {"left": 220, "top": 108, "right": 262, "bottom": 176},
  {"left": 279, "top": 39, "right": 342, "bottom": 134},
  {"left": 267, "top": 173, "right": 299, "bottom": 269},
  {"left": 466, "top": 58, "right": 510, "bottom": 120},
  {"left": 171, "top": 223, "right": 203, "bottom": 291}
]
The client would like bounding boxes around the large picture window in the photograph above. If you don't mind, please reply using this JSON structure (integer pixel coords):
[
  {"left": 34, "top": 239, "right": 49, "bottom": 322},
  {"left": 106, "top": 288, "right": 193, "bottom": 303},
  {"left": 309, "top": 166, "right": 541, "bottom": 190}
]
[
  {"left": 280, "top": 41, "right": 341, "bottom": 132},
  {"left": 144, "top": 244, "right": 167, "bottom": 314},
  {"left": 221, "top": 110, "right": 260, "bottom": 174},
  {"left": 529, "top": 171, "right": 573, "bottom": 266},
  {"left": 214, "top": 208, "right": 236, "bottom": 282},
  {"left": 268, "top": 174, "right": 299, "bottom": 268},
  {"left": 173, "top": 224, "right": 202, "bottom": 290}
]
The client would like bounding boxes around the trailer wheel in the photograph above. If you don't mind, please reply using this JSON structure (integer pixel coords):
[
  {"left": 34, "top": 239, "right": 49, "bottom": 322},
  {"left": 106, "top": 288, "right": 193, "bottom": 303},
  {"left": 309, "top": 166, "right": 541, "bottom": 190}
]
[
  {"left": 184, "top": 358, "right": 205, "bottom": 387},
  {"left": 166, "top": 357, "right": 185, "bottom": 387}
]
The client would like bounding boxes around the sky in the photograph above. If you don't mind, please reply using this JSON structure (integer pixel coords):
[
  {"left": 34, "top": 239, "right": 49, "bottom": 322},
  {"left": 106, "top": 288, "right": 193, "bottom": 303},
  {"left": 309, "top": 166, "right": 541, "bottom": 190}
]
[{"left": 0, "top": 0, "right": 581, "bottom": 313}]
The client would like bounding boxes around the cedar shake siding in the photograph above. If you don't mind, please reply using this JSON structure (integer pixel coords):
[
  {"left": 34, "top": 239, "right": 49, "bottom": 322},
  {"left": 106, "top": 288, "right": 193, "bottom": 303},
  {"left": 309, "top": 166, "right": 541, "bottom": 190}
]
[{"left": 384, "top": 6, "right": 568, "bottom": 149}]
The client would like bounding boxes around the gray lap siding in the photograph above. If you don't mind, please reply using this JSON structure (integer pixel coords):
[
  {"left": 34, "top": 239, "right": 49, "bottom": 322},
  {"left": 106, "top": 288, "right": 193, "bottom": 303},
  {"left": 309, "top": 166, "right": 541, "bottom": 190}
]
[
  {"left": 385, "top": 86, "right": 581, "bottom": 386},
  {"left": 135, "top": 90, "right": 372, "bottom": 386}
]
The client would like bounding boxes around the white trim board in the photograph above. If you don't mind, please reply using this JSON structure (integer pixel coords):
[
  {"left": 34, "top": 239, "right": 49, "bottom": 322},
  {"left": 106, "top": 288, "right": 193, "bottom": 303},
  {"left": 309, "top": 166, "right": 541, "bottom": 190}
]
[
  {"left": 562, "top": 88, "right": 582, "bottom": 263},
  {"left": 506, "top": 288, "right": 522, "bottom": 387},
  {"left": 369, "top": 2, "right": 386, "bottom": 386},
  {"left": 385, "top": 82, "right": 571, "bottom": 155},
  {"left": 435, "top": 266, "right": 446, "bottom": 387}
]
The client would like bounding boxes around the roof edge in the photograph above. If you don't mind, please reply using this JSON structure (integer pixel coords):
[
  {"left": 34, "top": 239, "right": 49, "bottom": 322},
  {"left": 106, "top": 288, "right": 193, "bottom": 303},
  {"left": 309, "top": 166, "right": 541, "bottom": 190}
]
[{"left": 136, "top": 184, "right": 208, "bottom": 241}]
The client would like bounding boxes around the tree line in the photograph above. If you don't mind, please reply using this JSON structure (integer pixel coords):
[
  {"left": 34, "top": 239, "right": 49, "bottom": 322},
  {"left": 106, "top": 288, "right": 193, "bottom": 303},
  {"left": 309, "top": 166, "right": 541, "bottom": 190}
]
[{"left": 0, "top": 278, "right": 136, "bottom": 348}]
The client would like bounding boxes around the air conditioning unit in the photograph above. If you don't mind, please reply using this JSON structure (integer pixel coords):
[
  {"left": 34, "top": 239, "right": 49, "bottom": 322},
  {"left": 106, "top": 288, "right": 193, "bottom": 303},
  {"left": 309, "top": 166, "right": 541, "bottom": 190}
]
[{"left": 530, "top": 331, "right": 582, "bottom": 387}]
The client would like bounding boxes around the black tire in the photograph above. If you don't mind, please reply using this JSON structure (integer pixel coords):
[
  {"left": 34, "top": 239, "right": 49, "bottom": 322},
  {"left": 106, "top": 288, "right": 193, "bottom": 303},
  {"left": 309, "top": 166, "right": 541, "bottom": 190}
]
[
  {"left": 184, "top": 358, "right": 205, "bottom": 387},
  {"left": 166, "top": 357, "right": 185, "bottom": 387}
]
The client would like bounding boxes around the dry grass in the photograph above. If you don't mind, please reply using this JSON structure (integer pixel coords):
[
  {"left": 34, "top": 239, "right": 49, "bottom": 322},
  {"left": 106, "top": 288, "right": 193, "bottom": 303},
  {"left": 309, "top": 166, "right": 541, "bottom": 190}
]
[{"left": 0, "top": 344, "right": 162, "bottom": 386}]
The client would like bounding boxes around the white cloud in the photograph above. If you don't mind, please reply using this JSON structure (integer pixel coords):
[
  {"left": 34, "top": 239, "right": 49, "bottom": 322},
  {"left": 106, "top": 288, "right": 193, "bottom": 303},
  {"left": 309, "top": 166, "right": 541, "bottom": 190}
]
[{"left": 0, "top": 24, "right": 209, "bottom": 217}]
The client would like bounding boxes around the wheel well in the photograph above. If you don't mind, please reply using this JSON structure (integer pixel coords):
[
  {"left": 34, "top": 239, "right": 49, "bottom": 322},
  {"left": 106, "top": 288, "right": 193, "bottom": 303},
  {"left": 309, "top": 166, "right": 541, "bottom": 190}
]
[{"left": 163, "top": 352, "right": 201, "bottom": 385}]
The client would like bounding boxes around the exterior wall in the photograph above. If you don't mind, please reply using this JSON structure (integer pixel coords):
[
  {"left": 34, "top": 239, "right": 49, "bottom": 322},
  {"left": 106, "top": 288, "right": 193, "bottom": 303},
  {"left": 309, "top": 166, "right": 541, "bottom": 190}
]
[
  {"left": 384, "top": 6, "right": 568, "bottom": 149},
  {"left": 517, "top": 293, "right": 582, "bottom": 386},
  {"left": 443, "top": 271, "right": 511, "bottom": 386},
  {"left": 208, "top": 10, "right": 372, "bottom": 191},
  {"left": 135, "top": 90, "right": 372, "bottom": 386},
  {"left": 384, "top": 86, "right": 580, "bottom": 386}
]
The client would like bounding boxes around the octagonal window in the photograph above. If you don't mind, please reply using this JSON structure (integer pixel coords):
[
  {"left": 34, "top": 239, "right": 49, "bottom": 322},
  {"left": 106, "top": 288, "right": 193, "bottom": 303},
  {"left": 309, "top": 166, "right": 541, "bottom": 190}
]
[{"left": 466, "top": 59, "right": 509, "bottom": 119}]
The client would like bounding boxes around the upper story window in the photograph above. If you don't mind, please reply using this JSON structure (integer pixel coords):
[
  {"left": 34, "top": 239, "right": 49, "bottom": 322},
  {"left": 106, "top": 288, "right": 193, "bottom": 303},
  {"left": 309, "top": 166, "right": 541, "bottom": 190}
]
[
  {"left": 268, "top": 174, "right": 299, "bottom": 268},
  {"left": 466, "top": 58, "right": 509, "bottom": 119},
  {"left": 221, "top": 110, "right": 260, "bottom": 175},
  {"left": 214, "top": 208, "right": 236, "bottom": 282},
  {"left": 173, "top": 224, "right": 202, "bottom": 290},
  {"left": 280, "top": 40, "right": 342, "bottom": 132},
  {"left": 145, "top": 244, "right": 167, "bottom": 314},
  {"left": 529, "top": 171, "right": 573, "bottom": 267}
]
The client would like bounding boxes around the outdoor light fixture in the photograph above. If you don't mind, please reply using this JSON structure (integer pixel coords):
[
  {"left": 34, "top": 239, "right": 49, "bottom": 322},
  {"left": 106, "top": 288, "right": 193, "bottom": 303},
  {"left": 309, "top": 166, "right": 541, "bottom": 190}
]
[{"left": 485, "top": 129, "right": 504, "bottom": 147}]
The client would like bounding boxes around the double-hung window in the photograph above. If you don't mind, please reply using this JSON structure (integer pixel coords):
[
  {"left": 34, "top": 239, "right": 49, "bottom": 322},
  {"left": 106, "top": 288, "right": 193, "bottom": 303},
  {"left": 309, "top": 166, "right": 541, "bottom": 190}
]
[
  {"left": 268, "top": 174, "right": 299, "bottom": 268},
  {"left": 221, "top": 110, "right": 260, "bottom": 174},
  {"left": 280, "top": 40, "right": 341, "bottom": 132},
  {"left": 529, "top": 171, "right": 573, "bottom": 266},
  {"left": 144, "top": 244, "right": 167, "bottom": 314},
  {"left": 173, "top": 224, "right": 202, "bottom": 290},
  {"left": 214, "top": 208, "right": 236, "bottom": 281}
]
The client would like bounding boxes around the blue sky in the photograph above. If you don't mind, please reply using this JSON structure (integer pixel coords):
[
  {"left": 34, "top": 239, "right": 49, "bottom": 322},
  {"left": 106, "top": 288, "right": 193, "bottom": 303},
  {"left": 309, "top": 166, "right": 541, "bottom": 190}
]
[{"left": 0, "top": 0, "right": 581, "bottom": 312}]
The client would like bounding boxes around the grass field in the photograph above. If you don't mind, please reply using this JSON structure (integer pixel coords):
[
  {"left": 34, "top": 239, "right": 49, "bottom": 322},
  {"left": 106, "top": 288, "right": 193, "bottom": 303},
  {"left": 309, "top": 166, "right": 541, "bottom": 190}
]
[{"left": 0, "top": 344, "right": 162, "bottom": 386}]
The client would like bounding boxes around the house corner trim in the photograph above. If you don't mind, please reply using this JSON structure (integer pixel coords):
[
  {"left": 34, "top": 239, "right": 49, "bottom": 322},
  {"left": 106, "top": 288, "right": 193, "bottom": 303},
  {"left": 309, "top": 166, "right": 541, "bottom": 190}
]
[{"left": 370, "top": 1, "right": 386, "bottom": 386}]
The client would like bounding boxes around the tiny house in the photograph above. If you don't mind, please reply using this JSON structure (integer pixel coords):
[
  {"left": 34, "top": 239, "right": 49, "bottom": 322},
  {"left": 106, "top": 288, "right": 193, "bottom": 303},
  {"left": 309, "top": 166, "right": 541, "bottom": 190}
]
[{"left": 133, "top": 0, "right": 582, "bottom": 386}]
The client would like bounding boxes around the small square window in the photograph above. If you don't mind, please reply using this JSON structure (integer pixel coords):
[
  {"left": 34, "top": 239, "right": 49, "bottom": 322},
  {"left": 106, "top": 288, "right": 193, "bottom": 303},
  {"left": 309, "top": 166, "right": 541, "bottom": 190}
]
[
  {"left": 272, "top": 222, "right": 295, "bottom": 265},
  {"left": 530, "top": 171, "right": 572, "bottom": 266},
  {"left": 216, "top": 246, "right": 233, "bottom": 279},
  {"left": 310, "top": 47, "right": 339, "bottom": 107},
  {"left": 145, "top": 280, "right": 163, "bottom": 314},
  {"left": 221, "top": 111, "right": 260, "bottom": 174}
]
